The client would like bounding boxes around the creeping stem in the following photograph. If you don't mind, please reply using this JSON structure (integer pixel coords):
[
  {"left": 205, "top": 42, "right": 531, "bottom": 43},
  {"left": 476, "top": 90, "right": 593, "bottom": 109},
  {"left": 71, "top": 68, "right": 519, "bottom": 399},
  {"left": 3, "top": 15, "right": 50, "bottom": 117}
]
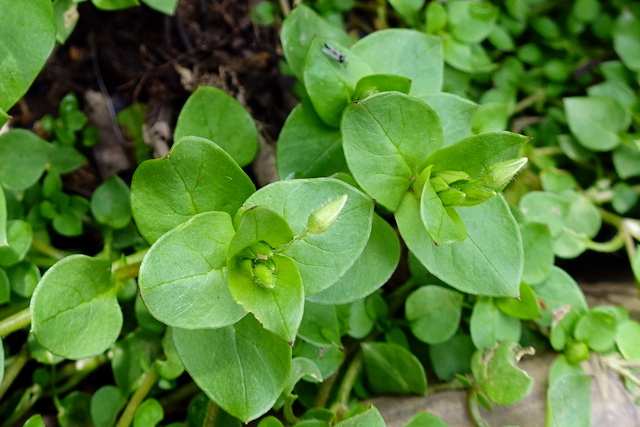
[{"left": 116, "top": 366, "right": 159, "bottom": 427}]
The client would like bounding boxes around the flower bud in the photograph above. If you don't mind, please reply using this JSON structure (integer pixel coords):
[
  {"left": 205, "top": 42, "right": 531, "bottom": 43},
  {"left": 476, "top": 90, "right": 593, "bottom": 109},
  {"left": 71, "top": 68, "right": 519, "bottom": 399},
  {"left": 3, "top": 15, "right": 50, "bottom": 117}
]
[
  {"left": 483, "top": 157, "right": 528, "bottom": 188},
  {"left": 253, "top": 262, "right": 276, "bottom": 289},
  {"left": 307, "top": 194, "right": 348, "bottom": 234},
  {"left": 437, "top": 189, "right": 466, "bottom": 206},
  {"left": 429, "top": 176, "right": 449, "bottom": 193},
  {"left": 432, "top": 170, "right": 471, "bottom": 185}
]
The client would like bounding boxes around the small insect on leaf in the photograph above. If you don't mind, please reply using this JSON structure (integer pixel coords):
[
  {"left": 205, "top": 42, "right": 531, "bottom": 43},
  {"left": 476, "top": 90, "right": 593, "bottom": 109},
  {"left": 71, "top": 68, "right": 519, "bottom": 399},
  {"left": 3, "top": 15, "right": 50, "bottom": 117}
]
[{"left": 322, "top": 43, "right": 345, "bottom": 63}]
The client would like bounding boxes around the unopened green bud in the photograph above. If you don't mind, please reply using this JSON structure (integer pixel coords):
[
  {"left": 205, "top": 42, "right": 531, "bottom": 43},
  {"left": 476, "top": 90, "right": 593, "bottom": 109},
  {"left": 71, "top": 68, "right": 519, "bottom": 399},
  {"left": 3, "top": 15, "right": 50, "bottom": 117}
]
[
  {"left": 429, "top": 176, "right": 449, "bottom": 193},
  {"left": 307, "top": 194, "right": 348, "bottom": 234},
  {"left": 483, "top": 157, "right": 528, "bottom": 188},
  {"left": 253, "top": 263, "right": 276, "bottom": 289},
  {"left": 248, "top": 241, "right": 273, "bottom": 260},
  {"left": 437, "top": 189, "right": 466, "bottom": 206},
  {"left": 432, "top": 170, "right": 471, "bottom": 185},
  {"left": 463, "top": 186, "right": 497, "bottom": 200},
  {"left": 565, "top": 340, "right": 589, "bottom": 364}
]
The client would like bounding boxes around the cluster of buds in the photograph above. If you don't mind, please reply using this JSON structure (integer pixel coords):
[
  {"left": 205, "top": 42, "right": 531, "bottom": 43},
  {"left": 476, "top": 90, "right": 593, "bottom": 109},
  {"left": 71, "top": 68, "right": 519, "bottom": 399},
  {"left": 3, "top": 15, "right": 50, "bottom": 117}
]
[{"left": 422, "top": 158, "right": 528, "bottom": 208}]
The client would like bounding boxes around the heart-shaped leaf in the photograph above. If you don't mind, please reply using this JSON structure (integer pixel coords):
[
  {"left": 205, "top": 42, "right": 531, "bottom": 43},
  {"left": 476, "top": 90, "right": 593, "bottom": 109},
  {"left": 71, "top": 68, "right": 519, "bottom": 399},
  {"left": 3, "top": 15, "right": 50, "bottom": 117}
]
[
  {"left": 398, "top": 196, "right": 522, "bottom": 297},
  {"left": 351, "top": 29, "right": 443, "bottom": 95},
  {"left": 31, "top": 255, "right": 122, "bottom": 359},
  {"left": 173, "top": 315, "right": 291, "bottom": 422},
  {"left": 0, "top": 0, "right": 55, "bottom": 111},
  {"left": 131, "top": 136, "right": 255, "bottom": 243},
  {"left": 228, "top": 254, "right": 303, "bottom": 343},
  {"left": 0, "top": 130, "right": 52, "bottom": 191},
  {"left": 342, "top": 92, "right": 443, "bottom": 211},
  {"left": 276, "top": 100, "right": 347, "bottom": 180},
  {"left": 174, "top": 86, "right": 258, "bottom": 167},
  {"left": 308, "top": 214, "right": 399, "bottom": 305},
  {"left": 406, "top": 285, "right": 463, "bottom": 345},
  {"left": 240, "top": 178, "right": 373, "bottom": 295},
  {"left": 138, "top": 212, "right": 246, "bottom": 329}
]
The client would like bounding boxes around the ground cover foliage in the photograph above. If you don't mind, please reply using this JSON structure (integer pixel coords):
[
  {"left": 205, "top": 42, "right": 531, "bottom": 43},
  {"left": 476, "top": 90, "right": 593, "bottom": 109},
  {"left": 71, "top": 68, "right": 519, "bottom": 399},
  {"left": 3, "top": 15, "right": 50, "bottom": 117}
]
[{"left": 1, "top": 0, "right": 640, "bottom": 425}]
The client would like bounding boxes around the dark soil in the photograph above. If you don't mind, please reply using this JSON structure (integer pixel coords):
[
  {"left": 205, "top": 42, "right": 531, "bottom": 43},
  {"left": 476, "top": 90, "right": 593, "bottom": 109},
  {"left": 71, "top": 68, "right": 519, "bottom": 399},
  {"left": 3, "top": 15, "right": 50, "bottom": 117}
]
[{"left": 10, "top": 0, "right": 294, "bottom": 189}]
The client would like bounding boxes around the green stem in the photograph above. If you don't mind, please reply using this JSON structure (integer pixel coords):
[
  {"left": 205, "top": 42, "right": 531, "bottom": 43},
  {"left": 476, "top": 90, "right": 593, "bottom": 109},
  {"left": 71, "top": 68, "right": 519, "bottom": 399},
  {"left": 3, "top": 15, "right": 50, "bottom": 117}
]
[
  {"left": 203, "top": 399, "right": 220, "bottom": 427},
  {"left": 158, "top": 381, "right": 200, "bottom": 415},
  {"left": 30, "top": 239, "right": 69, "bottom": 261},
  {"left": 0, "top": 384, "right": 42, "bottom": 427},
  {"left": 116, "top": 367, "right": 159, "bottom": 427},
  {"left": 513, "top": 89, "right": 546, "bottom": 114},
  {"left": 111, "top": 248, "right": 148, "bottom": 281},
  {"left": 314, "top": 371, "right": 338, "bottom": 408},
  {"left": 0, "top": 346, "right": 29, "bottom": 402},
  {"left": 376, "top": 0, "right": 389, "bottom": 29},
  {"left": 278, "top": 0, "right": 290, "bottom": 16},
  {"left": 386, "top": 278, "right": 417, "bottom": 314},
  {"left": 283, "top": 394, "right": 300, "bottom": 424},
  {"left": 467, "top": 390, "right": 491, "bottom": 427},
  {"left": 334, "top": 351, "right": 363, "bottom": 410},
  {"left": 52, "top": 355, "right": 109, "bottom": 396},
  {"left": 0, "top": 307, "right": 31, "bottom": 337}
]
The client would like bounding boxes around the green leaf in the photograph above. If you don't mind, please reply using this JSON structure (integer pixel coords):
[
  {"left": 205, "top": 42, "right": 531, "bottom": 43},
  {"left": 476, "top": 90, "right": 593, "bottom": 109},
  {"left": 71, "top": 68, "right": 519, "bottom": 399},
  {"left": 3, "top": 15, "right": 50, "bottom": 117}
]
[
  {"left": 470, "top": 298, "right": 521, "bottom": 348},
  {"left": 240, "top": 178, "right": 373, "bottom": 295},
  {"left": 298, "top": 301, "right": 343, "bottom": 347},
  {"left": 519, "top": 191, "right": 601, "bottom": 258},
  {"left": 443, "top": 36, "right": 493, "bottom": 73},
  {"left": 0, "top": 338, "right": 3, "bottom": 385},
  {"left": 174, "top": 86, "right": 258, "bottom": 167},
  {"left": 546, "top": 372, "right": 591, "bottom": 427},
  {"left": 335, "top": 406, "right": 386, "bottom": 426},
  {"left": 111, "top": 330, "right": 162, "bottom": 393},
  {"left": 228, "top": 205, "right": 294, "bottom": 258},
  {"left": 495, "top": 282, "right": 540, "bottom": 320},
  {"left": 173, "top": 315, "right": 292, "bottom": 422},
  {"left": 519, "top": 222, "right": 554, "bottom": 284},
  {"left": 389, "top": 0, "right": 425, "bottom": 20},
  {"left": 31, "top": 255, "right": 122, "bottom": 359},
  {"left": 90, "top": 386, "right": 126, "bottom": 427},
  {"left": 534, "top": 266, "right": 588, "bottom": 326},
  {"left": 406, "top": 285, "right": 463, "bottom": 344},
  {"left": 613, "top": 9, "right": 640, "bottom": 71},
  {"left": 53, "top": 0, "right": 79, "bottom": 49},
  {"left": 7, "top": 261, "right": 41, "bottom": 298},
  {"left": 573, "top": 310, "right": 617, "bottom": 352},
  {"left": 429, "top": 332, "right": 475, "bottom": 380},
  {"left": 447, "top": 1, "right": 498, "bottom": 43},
  {"left": 53, "top": 207, "right": 83, "bottom": 237},
  {"left": 341, "top": 92, "right": 443, "bottom": 211},
  {"left": 133, "top": 399, "right": 163, "bottom": 427},
  {"left": 293, "top": 341, "right": 344, "bottom": 380},
  {"left": 613, "top": 142, "right": 640, "bottom": 179},
  {"left": 0, "top": 220, "right": 33, "bottom": 268},
  {"left": 0, "top": 0, "right": 55, "bottom": 111},
  {"left": 416, "top": 93, "right": 478, "bottom": 147},
  {"left": 280, "top": 4, "right": 350, "bottom": 81},
  {"left": 354, "top": 74, "right": 412, "bottom": 100},
  {"left": 58, "top": 391, "right": 92, "bottom": 427},
  {"left": 612, "top": 182, "right": 638, "bottom": 214},
  {"left": 616, "top": 321, "right": 640, "bottom": 361},
  {"left": 351, "top": 29, "right": 443, "bottom": 95},
  {"left": 0, "top": 130, "right": 52, "bottom": 191},
  {"left": 362, "top": 342, "right": 427, "bottom": 394},
  {"left": 564, "top": 96, "right": 630, "bottom": 151},
  {"left": 139, "top": 211, "right": 246, "bottom": 329},
  {"left": 304, "top": 37, "right": 372, "bottom": 127},
  {"left": 308, "top": 214, "right": 400, "bottom": 305},
  {"left": 399, "top": 196, "right": 523, "bottom": 297},
  {"left": 140, "top": 0, "right": 178, "bottom": 15},
  {"left": 404, "top": 412, "right": 450, "bottom": 427},
  {"left": 130, "top": 136, "right": 255, "bottom": 244},
  {"left": 0, "top": 186, "right": 7, "bottom": 247},
  {"left": 91, "top": 0, "right": 139, "bottom": 11},
  {"left": 23, "top": 415, "right": 45, "bottom": 427},
  {"left": 426, "top": 132, "right": 529, "bottom": 190},
  {"left": 49, "top": 145, "right": 87, "bottom": 174},
  {"left": 287, "top": 357, "right": 323, "bottom": 392},
  {"left": 471, "top": 341, "right": 533, "bottom": 405},
  {"left": 155, "top": 328, "right": 185, "bottom": 380},
  {"left": 0, "top": 109, "right": 8, "bottom": 128},
  {"left": 276, "top": 100, "right": 347, "bottom": 180},
  {"left": 91, "top": 175, "right": 132, "bottom": 229},
  {"left": 416, "top": 173, "right": 467, "bottom": 245},
  {"left": 228, "top": 254, "right": 303, "bottom": 342}
]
